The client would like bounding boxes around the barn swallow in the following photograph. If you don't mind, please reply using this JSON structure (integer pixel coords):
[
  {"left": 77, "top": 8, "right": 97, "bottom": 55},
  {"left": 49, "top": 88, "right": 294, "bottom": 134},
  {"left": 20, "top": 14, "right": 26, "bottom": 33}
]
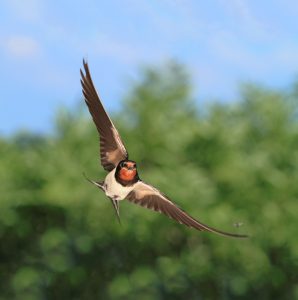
[{"left": 80, "top": 60, "right": 247, "bottom": 238}]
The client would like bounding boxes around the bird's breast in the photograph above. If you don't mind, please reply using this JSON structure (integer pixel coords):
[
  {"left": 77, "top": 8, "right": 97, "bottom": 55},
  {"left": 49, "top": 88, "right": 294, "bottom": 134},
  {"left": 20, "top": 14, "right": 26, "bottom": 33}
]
[{"left": 104, "top": 169, "right": 135, "bottom": 200}]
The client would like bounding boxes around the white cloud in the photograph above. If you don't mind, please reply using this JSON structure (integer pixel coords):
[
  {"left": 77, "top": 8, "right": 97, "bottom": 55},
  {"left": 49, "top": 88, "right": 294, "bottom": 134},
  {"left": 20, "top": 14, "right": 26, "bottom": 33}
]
[
  {"left": 82, "top": 38, "right": 138, "bottom": 64},
  {"left": 4, "top": 0, "right": 43, "bottom": 22},
  {"left": 219, "top": 0, "right": 271, "bottom": 40},
  {"left": 78, "top": 33, "right": 166, "bottom": 66},
  {"left": 124, "top": 0, "right": 204, "bottom": 41},
  {"left": 3, "top": 35, "right": 41, "bottom": 58}
]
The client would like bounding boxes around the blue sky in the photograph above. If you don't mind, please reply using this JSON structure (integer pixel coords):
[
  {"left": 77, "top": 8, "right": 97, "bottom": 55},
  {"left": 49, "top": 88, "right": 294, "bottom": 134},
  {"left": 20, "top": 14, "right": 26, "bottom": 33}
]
[{"left": 1, "top": 0, "right": 298, "bottom": 135}]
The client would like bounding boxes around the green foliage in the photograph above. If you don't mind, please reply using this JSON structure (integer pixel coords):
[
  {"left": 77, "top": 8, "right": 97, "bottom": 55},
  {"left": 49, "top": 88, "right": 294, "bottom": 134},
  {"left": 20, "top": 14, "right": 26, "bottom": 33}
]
[{"left": 1, "top": 62, "right": 298, "bottom": 299}]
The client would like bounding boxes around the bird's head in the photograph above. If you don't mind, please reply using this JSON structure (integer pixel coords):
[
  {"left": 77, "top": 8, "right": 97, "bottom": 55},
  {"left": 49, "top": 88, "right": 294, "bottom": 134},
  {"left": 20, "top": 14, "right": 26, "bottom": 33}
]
[{"left": 117, "top": 160, "right": 138, "bottom": 182}]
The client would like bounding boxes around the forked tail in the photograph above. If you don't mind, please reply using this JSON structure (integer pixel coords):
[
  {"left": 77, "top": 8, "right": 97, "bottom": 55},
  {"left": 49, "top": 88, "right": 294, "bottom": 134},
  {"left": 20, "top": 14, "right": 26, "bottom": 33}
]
[
  {"left": 82, "top": 172, "right": 104, "bottom": 191},
  {"left": 110, "top": 199, "right": 121, "bottom": 224},
  {"left": 82, "top": 172, "right": 121, "bottom": 224}
]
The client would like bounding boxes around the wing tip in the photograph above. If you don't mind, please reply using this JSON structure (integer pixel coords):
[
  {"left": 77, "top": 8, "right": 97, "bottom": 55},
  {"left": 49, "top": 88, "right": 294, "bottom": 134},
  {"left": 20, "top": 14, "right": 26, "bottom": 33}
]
[
  {"left": 229, "top": 234, "right": 249, "bottom": 239},
  {"left": 82, "top": 58, "right": 90, "bottom": 75},
  {"left": 80, "top": 58, "right": 90, "bottom": 80},
  {"left": 214, "top": 230, "right": 249, "bottom": 239},
  {"left": 80, "top": 58, "right": 87, "bottom": 76}
]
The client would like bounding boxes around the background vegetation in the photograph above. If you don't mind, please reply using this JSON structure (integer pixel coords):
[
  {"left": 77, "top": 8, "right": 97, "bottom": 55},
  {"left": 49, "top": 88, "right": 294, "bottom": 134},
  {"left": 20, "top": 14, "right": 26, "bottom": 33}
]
[{"left": 1, "top": 62, "right": 298, "bottom": 299}]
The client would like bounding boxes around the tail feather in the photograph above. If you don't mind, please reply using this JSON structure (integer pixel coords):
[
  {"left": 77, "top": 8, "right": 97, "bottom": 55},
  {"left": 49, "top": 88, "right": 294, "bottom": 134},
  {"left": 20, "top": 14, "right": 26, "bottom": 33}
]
[
  {"left": 110, "top": 199, "right": 121, "bottom": 224},
  {"left": 82, "top": 172, "right": 104, "bottom": 191},
  {"left": 83, "top": 172, "right": 121, "bottom": 224}
]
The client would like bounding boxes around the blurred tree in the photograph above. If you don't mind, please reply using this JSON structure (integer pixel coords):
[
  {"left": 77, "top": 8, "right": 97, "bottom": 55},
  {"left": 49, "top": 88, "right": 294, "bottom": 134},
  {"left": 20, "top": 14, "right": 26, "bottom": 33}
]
[{"left": 0, "top": 62, "right": 298, "bottom": 299}]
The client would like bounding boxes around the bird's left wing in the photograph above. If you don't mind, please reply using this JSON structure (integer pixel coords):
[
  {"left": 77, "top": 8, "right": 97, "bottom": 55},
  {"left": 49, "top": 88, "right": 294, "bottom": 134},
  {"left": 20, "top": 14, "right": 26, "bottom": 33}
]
[
  {"left": 80, "top": 60, "right": 128, "bottom": 171},
  {"left": 126, "top": 181, "right": 248, "bottom": 238}
]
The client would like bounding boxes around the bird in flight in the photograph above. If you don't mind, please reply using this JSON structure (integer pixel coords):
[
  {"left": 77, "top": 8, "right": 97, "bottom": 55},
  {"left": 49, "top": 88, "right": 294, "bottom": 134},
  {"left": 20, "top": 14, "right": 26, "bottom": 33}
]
[{"left": 80, "top": 60, "right": 247, "bottom": 238}]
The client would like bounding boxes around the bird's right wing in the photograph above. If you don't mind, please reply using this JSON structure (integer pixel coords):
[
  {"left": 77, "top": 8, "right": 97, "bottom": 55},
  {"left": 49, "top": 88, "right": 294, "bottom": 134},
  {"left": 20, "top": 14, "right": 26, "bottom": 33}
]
[
  {"left": 80, "top": 60, "right": 128, "bottom": 171},
  {"left": 126, "top": 181, "right": 248, "bottom": 238}
]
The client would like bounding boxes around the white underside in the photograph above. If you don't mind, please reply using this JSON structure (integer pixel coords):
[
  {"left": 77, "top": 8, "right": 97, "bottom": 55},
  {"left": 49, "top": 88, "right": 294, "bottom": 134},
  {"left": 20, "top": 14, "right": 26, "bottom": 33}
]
[{"left": 103, "top": 169, "right": 135, "bottom": 200}]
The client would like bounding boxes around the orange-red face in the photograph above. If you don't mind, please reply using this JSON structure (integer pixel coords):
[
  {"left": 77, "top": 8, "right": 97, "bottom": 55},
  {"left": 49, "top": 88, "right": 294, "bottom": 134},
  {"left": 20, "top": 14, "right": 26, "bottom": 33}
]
[{"left": 119, "top": 161, "right": 137, "bottom": 181}]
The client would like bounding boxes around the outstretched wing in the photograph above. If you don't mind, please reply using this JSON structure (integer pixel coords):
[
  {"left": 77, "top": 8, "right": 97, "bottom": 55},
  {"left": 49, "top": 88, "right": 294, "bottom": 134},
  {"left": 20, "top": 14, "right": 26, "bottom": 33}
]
[
  {"left": 126, "top": 181, "right": 248, "bottom": 238},
  {"left": 80, "top": 60, "right": 128, "bottom": 171}
]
